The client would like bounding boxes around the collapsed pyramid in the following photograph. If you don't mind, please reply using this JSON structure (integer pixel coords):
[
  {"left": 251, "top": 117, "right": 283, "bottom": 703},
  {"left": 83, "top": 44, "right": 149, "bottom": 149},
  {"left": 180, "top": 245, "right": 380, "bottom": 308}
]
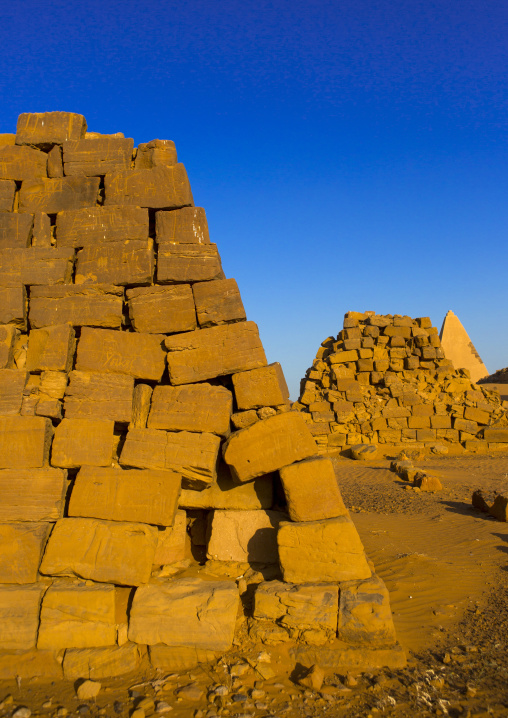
[
  {"left": 0, "top": 112, "right": 403, "bottom": 681},
  {"left": 294, "top": 311, "right": 508, "bottom": 453}
]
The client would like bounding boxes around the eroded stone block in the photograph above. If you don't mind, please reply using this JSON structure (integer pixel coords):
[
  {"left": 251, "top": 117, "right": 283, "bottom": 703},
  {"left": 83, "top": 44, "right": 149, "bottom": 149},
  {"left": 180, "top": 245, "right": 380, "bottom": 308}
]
[
  {"left": 155, "top": 207, "right": 209, "bottom": 244},
  {"left": 135, "top": 139, "right": 177, "bottom": 169},
  {"left": 0, "top": 416, "right": 52, "bottom": 468},
  {"left": 0, "top": 286, "right": 26, "bottom": 327},
  {"left": 157, "top": 243, "right": 223, "bottom": 283},
  {"left": 0, "top": 179, "right": 15, "bottom": 212},
  {"left": 16, "top": 112, "right": 87, "bottom": 148},
  {"left": 63, "top": 643, "right": 145, "bottom": 680},
  {"left": 149, "top": 645, "right": 217, "bottom": 671},
  {"left": 64, "top": 371, "right": 134, "bottom": 423},
  {"left": 0, "top": 247, "right": 74, "bottom": 286},
  {"left": 193, "top": 278, "right": 246, "bottom": 327},
  {"left": 338, "top": 573, "right": 397, "bottom": 646},
  {"left": 19, "top": 176, "right": 100, "bottom": 214},
  {"left": 51, "top": 417, "right": 114, "bottom": 468},
  {"left": 0, "top": 467, "right": 67, "bottom": 521},
  {"left": 232, "top": 363, "right": 289, "bottom": 410},
  {"left": 63, "top": 137, "right": 134, "bottom": 176},
  {"left": 126, "top": 284, "right": 196, "bottom": 334},
  {"left": 75, "top": 239, "right": 154, "bottom": 286},
  {"left": 104, "top": 165, "right": 193, "bottom": 209},
  {"left": 26, "top": 324, "right": 76, "bottom": 372},
  {"left": 0, "top": 368, "right": 27, "bottom": 414},
  {"left": 148, "top": 383, "right": 232, "bottom": 435},
  {"left": 0, "top": 523, "right": 50, "bottom": 583},
  {"left": 56, "top": 206, "right": 148, "bottom": 247},
  {"left": 279, "top": 456, "right": 348, "bottom": 522},
  {"left": 154, "top": 510, "right": 187, "bottom": 564},
  {"left": 0, "top": 213, "right": 33, "bottom": 249},
  {"left": 0, "top": 145, "right": 47, "bottom": 180},
  {"left": 0, "top": 584, "right": 45, "bottom": 649},
  {"left": 29, "top": 284, "right": 124, "bottom": 328},
  {"left": 207, "top": 509, "right": 286, "bottom": 563}
]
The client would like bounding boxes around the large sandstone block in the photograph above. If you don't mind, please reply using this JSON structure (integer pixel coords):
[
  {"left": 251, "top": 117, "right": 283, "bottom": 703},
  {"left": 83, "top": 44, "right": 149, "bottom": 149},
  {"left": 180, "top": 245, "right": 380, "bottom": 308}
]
[
  {"left": 278, "top": 516, "right": 372, "bottom": 584},
  {"left": 338, "top": 573, "right": 397, "bottom": 646},
  {"left": 154, "top": 509, "right": 187, "bottom": 565},
  {"left": 179, "top": 461, "right": 273, "bottom": 510},
  {"left": 0, "top": 467, "right": 67, "bottom": 521},
  {"left": 155, "top": 207, "right": 209, "bottom": 244},
  {"left": 26, "top": 323, "right": 76, "bottom": 372},
  {"left": 120, "top": 427, "right": 221, "bottom": 489},
  {"left": 16, "top": 112, "right": 87, "bottom": 148},
  {"left": 148, "top": 383, "right": 232, "bottom": 435},
  {"left": 51, "top": 418, "right": 114, "bottom": 468},
  {"left": 232, "top": 363, "right": 289, "bottom": 410},
  {"left": 128, "top": 577, "right": 239, "bottom": 651},
  {"left": 157, "top": 243, "right": 223, "bottom": 283},
  {"left": 63, "top": 643, "right": 145, "bottom": 680},
  {"left": 0, "top": 523, "right": 50, "bottom": 583},
  {"left": 253, "top": 581, "right": 338, "bottom": 643},
  {"left": 0, "top": 325, "right": 17, "bottom": 368},
  {"left": 18, "top": 176, "right": 100, "bottom": 213},
  {"left": 75, "top": 239, "right": 154, "bottom": 285},
  {"left": 484, "top": 428, "right": 508, "bottom": 442},
  {"left": 29, "top": 284, "right": 124, "bottom": 328},
  {"left": 0, "top": 584, "right": 45, "bottom": 649},
  {"left": 0, "top": 368, "right": 27, "bottom": 413},
  {"left": 38, "top": 582, "right": 119, "bottom": 649},
  {"left": 69, "top": 466, "right": 181, "bottom": 526},
  {"left": 63, "top": 137, "right": 134, "bottom": 176},
  {"left": 126, "top": 284, "right": 197, "bottom": 334},
  {"left": 0, "top": 247, "right": 74, "bottom": 286},
  {"left": 0, "top": 213, "right": 34, "bottom": 249},
  {"left": 63, "top": 371, "right": 134, "bottom": 423},
  {"left": 207, "top": 509, "right": 286, "bottom": 563},
  {"left": 56, "top": 206, "right": 148, "bottom": 247},
  {"left": 40, "top": 517, "right": 158, "bottom": 585},
  {"left": 165, "top": 321, "right": 266, "bottom": 385},
  {"left": 135, "top": 139, "right": 177, "bottom": 169},
  {"left": 279, "top": 456, "right": 348, "bottom": 522},
  {"left": 0, "top": 416, "right": 52, "bottom": 468},
  {"left": 193, "top": 278, "right": 246, "bottom": 327},
  {"left": 76, "top": 327, "right": 166, "bottom": 381},
  {"left": 0, "top": 179, "right": 15, "bottom": 211},
  {"left": 0, "top": 286, "right": 26, "bottom": 327},
  {"left": 223, "top": 412, "right": 317, "bottom": 483},
  {"left": 0, "top": 649, "right": 63, "bottom": 680},
  {"left": 0, "top": 145, "right": 47, "bottom": 180},
  {"left": 104, "top": 165, "right": 193, "bottom": 209}
]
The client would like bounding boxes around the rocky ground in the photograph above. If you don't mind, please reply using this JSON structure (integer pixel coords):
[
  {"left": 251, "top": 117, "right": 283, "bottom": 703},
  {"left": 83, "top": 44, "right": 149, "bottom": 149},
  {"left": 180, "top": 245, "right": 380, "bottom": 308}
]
[{"left": 1, "top": 453, "right": 508, "bottom": 718}]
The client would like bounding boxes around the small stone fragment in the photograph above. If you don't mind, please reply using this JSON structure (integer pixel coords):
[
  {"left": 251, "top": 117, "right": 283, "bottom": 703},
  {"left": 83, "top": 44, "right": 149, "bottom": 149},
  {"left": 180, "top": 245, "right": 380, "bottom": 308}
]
[{"left": 76, "top": 680, "right": 101, "bottom": 700}]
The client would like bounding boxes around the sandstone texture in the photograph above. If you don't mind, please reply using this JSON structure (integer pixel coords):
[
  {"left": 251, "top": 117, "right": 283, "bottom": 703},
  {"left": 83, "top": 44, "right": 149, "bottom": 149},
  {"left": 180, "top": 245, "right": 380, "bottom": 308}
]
[
  {"left": 147, "top": 383, "right": 232, "bottom": 435},
  {"left": 279, "top": 456, "right": 349, "bottom": 522},
  {"left": 207, "top": 509, "right": 287, "bottom": 563}
]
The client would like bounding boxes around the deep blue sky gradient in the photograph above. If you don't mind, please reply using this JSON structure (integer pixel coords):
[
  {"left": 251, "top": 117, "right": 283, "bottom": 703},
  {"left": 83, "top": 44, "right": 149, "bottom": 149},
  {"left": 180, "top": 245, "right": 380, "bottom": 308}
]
[{"left": 1, "top": 0, "right": 507, "bottom": 396}]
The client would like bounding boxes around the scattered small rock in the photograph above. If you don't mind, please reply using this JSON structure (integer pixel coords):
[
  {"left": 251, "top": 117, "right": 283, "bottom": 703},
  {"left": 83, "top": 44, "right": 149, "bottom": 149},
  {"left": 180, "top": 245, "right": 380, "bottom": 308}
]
[
  {"left": 298, "top": 665, "right": 325, "bottom": 692},
  {"left": 76, "top": 680, "right": 101, "bottom": 701},
  {"left": 12, "top": 708, "right": 31, "bottom": 718}
]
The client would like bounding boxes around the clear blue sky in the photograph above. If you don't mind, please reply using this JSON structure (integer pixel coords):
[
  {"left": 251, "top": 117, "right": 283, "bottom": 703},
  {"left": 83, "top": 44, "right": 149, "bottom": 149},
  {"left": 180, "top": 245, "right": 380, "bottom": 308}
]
[{"left": 1, "top": 0, "right": 507, "bottom": 397}]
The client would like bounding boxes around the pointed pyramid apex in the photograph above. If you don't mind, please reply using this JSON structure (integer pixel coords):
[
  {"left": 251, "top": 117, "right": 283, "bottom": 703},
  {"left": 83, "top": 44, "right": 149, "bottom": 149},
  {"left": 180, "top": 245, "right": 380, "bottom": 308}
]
[{"left": 440, "top": 311, "right": 488, "bottom": 383}]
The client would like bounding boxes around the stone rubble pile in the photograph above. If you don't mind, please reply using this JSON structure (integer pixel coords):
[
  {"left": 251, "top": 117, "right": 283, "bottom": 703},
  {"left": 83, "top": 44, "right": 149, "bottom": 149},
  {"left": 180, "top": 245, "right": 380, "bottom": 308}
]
[
  {"left": 294, "top": 311, "right": 508, "bottom": 454},
  {"left": 0, "top": 112, "right": 403, "bottom": 682}
]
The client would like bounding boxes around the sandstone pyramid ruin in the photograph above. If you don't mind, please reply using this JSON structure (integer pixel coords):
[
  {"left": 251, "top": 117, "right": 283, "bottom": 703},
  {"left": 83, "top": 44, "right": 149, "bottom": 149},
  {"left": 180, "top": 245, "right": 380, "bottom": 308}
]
[
  {"left": 294, "top": 311, "right": 508, "bottom": 454},
  {"left": 439, "top": 310, "right": 488, "bottom": 383},
  {"left": 0, "top": 112, "right": 404, "bottom": 682}
]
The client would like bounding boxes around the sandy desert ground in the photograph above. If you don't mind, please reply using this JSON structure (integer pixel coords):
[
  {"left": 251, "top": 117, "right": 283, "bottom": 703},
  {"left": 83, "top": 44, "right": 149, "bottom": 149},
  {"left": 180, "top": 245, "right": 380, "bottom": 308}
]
[{"left": 1, "top": 453, "right": 508, "bottom": 718}]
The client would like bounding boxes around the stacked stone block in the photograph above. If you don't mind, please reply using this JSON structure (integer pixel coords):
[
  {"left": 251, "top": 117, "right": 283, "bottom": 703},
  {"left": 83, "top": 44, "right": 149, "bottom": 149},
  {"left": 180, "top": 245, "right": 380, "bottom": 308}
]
[
  {"left": 294, "top": 311, "right": 508, "bottom": 453},
  {"left": 0, "top": 113, "right": 402, "bottom": 680}
]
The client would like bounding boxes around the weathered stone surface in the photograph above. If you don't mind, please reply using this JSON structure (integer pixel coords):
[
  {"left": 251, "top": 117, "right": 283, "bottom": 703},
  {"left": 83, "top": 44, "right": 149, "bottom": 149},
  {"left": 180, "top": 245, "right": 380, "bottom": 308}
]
[
  {"left": 278, "top": 516, "right": 372, "bottom": 584},
  {"left": 0, "top": 325, "right": 17, "bottom": 368},
  {"left": 69, "top": 466, "right": 181, "bottom": 526},
  {"left": 126, "top": 284, "right": 196, "bottom": 334},
  {"left": 47, "top": 145, "right": 63, "bottom": 178},
  {"left": 120, "top": 428, "right": 221, "bottom": 490},
  {"left": 130, "top": 384, "right": 153, "bottom": 429},
  {"left": 18, "top": 176, "right": 100, "bottom": 213},
  {"left": 104, "top": 165, "right": 193, "bottom": 209},
  {"left": 32, "top": 212, "right": 52, "bottom": 247},
  {"left": 207, "top": 509, "right": 286, "bottom": 563},
  {"left": 29, "top": 284, "right": 124, "bottom": 328},
  {"left": 26, "top": 324, "right": 76, "bottom": 372},
  {"left": 0, "top": 584, "right": 45, "bottom": 649},
  {"left": 38, "top": 582, "right": 118, "bottom": 649},
  {"left": 157, "top": 243, "right": 223, "bottom": 283},
  {"left": 0, "top": 649, "right": 63, "bottom": 680},
  {"left": 40, "top": 517, "right": 158, "bottom": 585},
  {"left": 0, "top": 247, "right": 74, "bottom": 286},
  {"left": 76, "top": 327, "right": 166, "bottom": 381},
  {"left": 223, "top": 412, "right": 317, "bottom": 483},
  {"left": 484, "top": 427, "right": 508, "bottom": 442},
  {"left": 148, "top": 383, "right": 232, "bottom": 435},
  {"left": 338, "top": 573, "right": 397, "bottom": 646},
  {"left": 165, "top": 321, "right": 266, "bottom": 385},
  {"left": 63, "top": 643, "right": 145, "bottom": 680},
  {"left": 0, "top": 467, "right": 67, "bottom": 521},
  {"left": 0, "top": 213, "right": 33, "bottom": 249},
  {"left": 155, "top": 207, "right": 209, "bottom": 244},
  {"left": 16, "top": 112, "right": 87, "bottom": 148},
  {"left": 51, "top": 418, "right": 114, "bottom": 468},
  {"left": 56, "top": 206, "right": 149, "bottom": 247},
  {"left": 254, "top": 581, "right": 338, "bottom": 643},
  {"left": 0, "top": 179, "right": 15, "bottom": 211},
  {"left": 179, "top": 461, "right": 273, "bottom": 510},
  {"left": 0, "top": 416, "right": 53, "bottom": 468},
  {"left": 293, "top": 643, "right": 407, "bottom": 671},
  {"left": 0, "top": 145, "right": 47, "bottom": 180},
  {"left": 149, "top": 645, "right": 218, "bottom": 671},
  {"left": 279, "top": 456, "right": 348, "bottom": 522},
  {"left": 232, "top": 363, "right": 289, "bottom": 410},
  {"left": 128, "top": 577, "right": 239, "bottom": 651},
  {"left": 154, "top": 510, "right": 187, "bottom": 564},
  {"left": 75, "top": 239, "right": 154, "bottom": 286},
  {"left": 0, "top": 522, "right": 50, "bottom": 583},
  {"left": 440, "top": 310, "right": 488, "bottom": 383},
  {"left": 0, "top": 286, "right": 26, "bottom": 327},
  {"left": 63, "top": 371, "right": 134, "bottom": 422},
  {"left": 135, "top": 139, "right": 177, "bottom": 169},
  {"left": 63, "top": 137, "right": 134, "bottom": 176},
  {"left": 0, "top": 368, "right": 27, "bottom": 414},
  {"left": 193, "top": 278, "right": 246, "bottom": 327}
]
